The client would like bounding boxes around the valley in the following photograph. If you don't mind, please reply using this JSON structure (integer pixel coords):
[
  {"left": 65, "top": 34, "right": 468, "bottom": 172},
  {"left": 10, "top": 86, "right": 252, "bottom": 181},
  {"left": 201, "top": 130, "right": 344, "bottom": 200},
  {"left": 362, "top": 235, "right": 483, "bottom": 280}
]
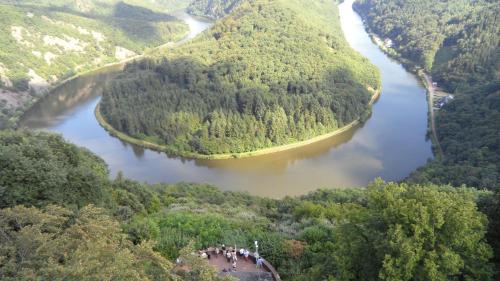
[
  {"left": 20, "top": 0, "right": 433, "bottom": 197},
  {"left": 1, "top": 0, "right": 498, "bottom": 280}
]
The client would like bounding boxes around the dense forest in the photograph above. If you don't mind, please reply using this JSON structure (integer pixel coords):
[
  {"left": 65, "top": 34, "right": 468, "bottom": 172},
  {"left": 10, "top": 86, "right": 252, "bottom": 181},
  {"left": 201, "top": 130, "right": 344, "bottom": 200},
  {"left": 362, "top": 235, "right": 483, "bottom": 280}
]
[
  {"left": 100, "top": 0, "right": 380, "bottom": 156},
  {"left": 187, "top": 0, "right": 242, "bottom": 19},
  {"left": 1, "top": 130, "right": 498, "bottom": 280},
  {"left": 354, "top": 0, "right": 500, "bottom": 189},
  {"left": 0, "top": 0, "right": 189, "bottom": 129}
]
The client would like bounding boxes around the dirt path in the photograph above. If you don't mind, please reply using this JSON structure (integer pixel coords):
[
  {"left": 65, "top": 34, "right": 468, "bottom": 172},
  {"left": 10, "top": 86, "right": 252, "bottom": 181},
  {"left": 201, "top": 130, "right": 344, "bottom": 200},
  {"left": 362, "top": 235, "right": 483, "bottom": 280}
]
[{"left": 422, "top": 73, "right": 444, "bottom": 159}]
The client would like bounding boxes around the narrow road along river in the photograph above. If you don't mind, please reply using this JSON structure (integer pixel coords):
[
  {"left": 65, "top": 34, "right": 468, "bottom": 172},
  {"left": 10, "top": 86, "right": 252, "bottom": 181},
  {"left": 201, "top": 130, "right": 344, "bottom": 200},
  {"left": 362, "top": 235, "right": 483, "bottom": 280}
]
[{"left": 21, "top": 2, "right": 433, "bottom": 198}]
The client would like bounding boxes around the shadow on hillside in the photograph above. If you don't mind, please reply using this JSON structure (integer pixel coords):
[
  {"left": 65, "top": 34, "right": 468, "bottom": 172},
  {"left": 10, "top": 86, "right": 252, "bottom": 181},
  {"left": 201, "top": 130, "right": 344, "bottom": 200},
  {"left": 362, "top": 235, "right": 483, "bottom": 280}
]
[{"left": 9, "top": 1, "right": 182, "bottom": 46}]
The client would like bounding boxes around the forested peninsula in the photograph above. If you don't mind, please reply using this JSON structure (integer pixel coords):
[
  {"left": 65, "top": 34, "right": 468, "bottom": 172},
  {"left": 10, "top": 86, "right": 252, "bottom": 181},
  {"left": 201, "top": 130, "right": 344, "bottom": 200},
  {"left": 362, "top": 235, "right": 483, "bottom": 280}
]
[
  {"left": 353, "top": 0, "right": 500, "bottom": 189},
  {"left": 99, "top": 0, "right": 381, "bottom": 158}
]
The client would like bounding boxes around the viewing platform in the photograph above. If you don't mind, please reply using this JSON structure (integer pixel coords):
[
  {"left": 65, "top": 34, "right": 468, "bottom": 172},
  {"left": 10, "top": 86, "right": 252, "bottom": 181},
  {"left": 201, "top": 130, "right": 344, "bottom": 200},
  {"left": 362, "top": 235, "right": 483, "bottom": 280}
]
[{"left": 202, "top": 247, "right": 281, "bottom": 281}]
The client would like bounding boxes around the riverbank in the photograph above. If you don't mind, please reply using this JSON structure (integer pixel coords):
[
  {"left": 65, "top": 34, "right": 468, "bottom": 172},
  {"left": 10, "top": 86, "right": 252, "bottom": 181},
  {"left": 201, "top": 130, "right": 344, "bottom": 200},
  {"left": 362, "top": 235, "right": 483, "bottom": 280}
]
[
  {"left": 353, "top": 6, "right": 443, "bottom": 159},
  {"left": 95, "top": 88, "right": 381, "bottom": 160},
  {"left": 14, "top": 39, "right": 182, "bottom": 128},
  {"left": 16, "top": 10, "right": 209, "bottom": 128},
  {"left": 419, "top": 72, "right": 444, "bottom": 159}
]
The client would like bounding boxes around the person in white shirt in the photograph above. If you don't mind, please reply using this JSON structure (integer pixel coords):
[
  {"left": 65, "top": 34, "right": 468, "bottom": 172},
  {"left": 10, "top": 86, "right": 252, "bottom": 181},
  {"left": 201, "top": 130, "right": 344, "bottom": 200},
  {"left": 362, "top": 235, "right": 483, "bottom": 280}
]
[
  {"left": 256, "top": 257, "right": 264, "bottom": 268},
  {"left": 232, "top": 251, "right": 238, "bottom": 262},
  {"left": 215, "top": 247, "right": 220, "bottom": 258}
]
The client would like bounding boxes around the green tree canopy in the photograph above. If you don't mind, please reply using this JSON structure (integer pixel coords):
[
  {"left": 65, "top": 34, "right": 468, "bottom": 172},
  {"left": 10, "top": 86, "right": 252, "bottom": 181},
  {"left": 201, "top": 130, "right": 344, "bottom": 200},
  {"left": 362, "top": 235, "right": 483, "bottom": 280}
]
[{"left": 0, "top": 130, "right": 110, "bottom": 208}]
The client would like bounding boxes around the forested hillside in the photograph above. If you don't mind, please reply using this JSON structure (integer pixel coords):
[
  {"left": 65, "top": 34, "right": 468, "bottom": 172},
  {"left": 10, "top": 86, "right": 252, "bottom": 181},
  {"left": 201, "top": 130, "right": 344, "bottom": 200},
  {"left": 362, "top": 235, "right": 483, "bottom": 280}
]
[
  {"left": 100, "top": 0, "right": 380, "bottom": 157},
  {"left": 0, "top": 0, "right": 189, "bottom": 129},
  {"left": 187, "top": 0, "right": 242, "bottom": 19},
  {"left": 0, "top": 130, "right": 497, "bottom": 280},
  {"left": 354, "top": 0, "right": 500, "bottom": 189}
]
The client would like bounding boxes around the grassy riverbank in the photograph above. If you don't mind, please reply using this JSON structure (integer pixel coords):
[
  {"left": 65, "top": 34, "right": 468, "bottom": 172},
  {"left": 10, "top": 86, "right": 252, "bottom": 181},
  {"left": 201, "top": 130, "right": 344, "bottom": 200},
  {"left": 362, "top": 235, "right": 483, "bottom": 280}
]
[{"left": 95, "top": 88, "right": 380, "bottom": 160}]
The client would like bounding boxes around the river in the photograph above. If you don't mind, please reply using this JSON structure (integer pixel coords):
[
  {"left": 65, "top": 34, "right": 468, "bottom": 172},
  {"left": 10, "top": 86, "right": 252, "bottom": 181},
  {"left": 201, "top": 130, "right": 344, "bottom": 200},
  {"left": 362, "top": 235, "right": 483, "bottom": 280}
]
[{"left": 20, "top": 1, "right": 433, "bottom": 198}]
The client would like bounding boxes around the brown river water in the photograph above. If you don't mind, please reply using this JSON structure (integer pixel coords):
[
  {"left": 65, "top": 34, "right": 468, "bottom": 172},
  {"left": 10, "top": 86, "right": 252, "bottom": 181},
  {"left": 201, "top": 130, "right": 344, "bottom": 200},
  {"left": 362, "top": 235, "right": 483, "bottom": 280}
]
[{"left": 21, "top": 1, "right": 433, "bottom": 198}]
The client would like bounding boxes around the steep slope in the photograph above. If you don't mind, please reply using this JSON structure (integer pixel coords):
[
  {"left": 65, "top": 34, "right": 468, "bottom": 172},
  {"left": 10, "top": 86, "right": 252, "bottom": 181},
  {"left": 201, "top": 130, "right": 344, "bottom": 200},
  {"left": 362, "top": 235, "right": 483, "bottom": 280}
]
[
  {"left": 0, "top": 0, "right": 189, "bottom": 128},
  {"left": 354, "top": 0, "right": 500, "bottom": 189},
  {"left": 100, "top": 0, "right": 381, "bottom": 157},
  {"left": 187, "top": 0, "right": 243, "bottom": 19}
]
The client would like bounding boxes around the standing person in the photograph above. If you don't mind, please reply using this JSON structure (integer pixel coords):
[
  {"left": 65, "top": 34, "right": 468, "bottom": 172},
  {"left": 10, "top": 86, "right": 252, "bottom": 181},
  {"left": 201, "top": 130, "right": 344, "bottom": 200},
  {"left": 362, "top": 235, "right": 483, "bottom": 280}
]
[
  {"left": 226, "top": 250, "right": 232, "bottom": 263},
  {"left": 215, "top": 247, "right": 220, "bottom": 258},
  {"left": 231, "top": 249, "right": 236, "bottom": 259},
  {"left": 244, "top": 249, "right": 250, "bottom": 261},
  {"left": 232, "top": 251, "right": 238, "bottom": 263},
  {"left": 239, "top": 248, "right": 244, "bottom": 257},
  {"left": 256, "top": 257, "right": 264, "bottom": 268}
]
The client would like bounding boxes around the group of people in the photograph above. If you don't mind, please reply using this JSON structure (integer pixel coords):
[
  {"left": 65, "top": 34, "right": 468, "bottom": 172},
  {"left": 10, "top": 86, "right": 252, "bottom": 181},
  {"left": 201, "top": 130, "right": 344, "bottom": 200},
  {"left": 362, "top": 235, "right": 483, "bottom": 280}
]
[
  {"left": 218, "top": 244, "right": 241, "bottom": 270},
  {"left": 218, "top": 245, "right": 265, "bottom": 269},
  {"left": 199, "top": 250, "right": 211, "bottom": 259},
  {"left": 197, "top": 244, "right": 265, "bottom": 272}
]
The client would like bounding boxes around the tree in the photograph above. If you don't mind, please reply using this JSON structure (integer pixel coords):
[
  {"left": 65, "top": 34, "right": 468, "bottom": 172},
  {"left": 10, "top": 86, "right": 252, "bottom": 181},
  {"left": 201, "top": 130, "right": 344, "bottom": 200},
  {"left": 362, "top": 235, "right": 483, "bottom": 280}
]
[
  {"left": 0, "top": 130, "right": 110, "bottom": 208},
  {"left": 333, "top": 180, "right": 493, "bottom": 281},
  {"left": 0, "top": 205, "right": 177, "bottom": 281}
]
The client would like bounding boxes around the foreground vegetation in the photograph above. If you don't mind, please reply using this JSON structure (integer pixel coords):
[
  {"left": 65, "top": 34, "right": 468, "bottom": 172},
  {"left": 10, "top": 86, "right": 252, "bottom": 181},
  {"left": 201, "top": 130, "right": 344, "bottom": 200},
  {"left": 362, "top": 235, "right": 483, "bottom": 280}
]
[
  {"left": 353, "top": 0, "right": 499, "bottom": 189},
  {"left": 0, "top": 0, "right": 190, "bottom": 129},
  {"left": 100, "top": 0, "right": 380, "bottom": 156},
  {"left": 1, "top": 130, "right": 498, "bottom": 280}
]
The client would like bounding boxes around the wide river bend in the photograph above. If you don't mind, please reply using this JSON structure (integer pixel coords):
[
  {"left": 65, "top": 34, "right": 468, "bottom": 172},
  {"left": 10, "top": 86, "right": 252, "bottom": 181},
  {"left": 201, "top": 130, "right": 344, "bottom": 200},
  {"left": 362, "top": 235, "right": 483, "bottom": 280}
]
[{"left": 21, "top": 1, "right": 433, "bottom": 198}]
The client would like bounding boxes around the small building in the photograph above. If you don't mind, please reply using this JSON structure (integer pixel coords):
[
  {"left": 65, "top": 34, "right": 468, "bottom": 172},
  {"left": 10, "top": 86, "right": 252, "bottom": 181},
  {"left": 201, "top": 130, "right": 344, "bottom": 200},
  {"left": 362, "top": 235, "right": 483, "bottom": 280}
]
[
  {"left": 435, "top": 95, "right": 454, "bottom": 109},
  {"left": 384, "top": 38, "right": 393, "bottom": 48}
]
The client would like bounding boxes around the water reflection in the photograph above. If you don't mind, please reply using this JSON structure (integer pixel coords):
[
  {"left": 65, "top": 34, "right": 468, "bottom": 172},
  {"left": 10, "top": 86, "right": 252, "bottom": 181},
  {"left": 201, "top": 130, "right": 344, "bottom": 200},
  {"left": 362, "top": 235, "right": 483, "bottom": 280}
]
[
  {"left": 20, "top": 3, "right": 433, "bottom": 198},
  {"left": 194, "top": 124, "right": 361, "bottom": 172},
  {"left": 21, "top": 68, "right": 120, "bottom": 129}
]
